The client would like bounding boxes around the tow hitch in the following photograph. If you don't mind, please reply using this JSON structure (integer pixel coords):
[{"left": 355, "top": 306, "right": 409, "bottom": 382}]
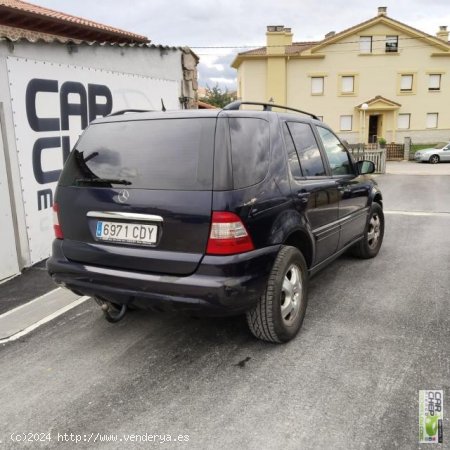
[{"left": 95, "top": 298, "right": 128, "bottom": 323}]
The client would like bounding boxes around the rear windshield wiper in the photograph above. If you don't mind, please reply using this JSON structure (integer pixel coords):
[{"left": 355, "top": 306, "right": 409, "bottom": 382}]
[{"left": 75, "top": 178, "right": 132, "bottom": 185}]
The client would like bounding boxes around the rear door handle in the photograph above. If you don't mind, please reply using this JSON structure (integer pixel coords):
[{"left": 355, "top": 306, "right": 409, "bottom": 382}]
[{"left": 297, "top": 191, "right": 310, "bottom": 203}]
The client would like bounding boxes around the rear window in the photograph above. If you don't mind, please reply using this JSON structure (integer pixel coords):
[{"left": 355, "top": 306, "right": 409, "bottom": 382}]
[
  {"left": 59, "top": 118, "right": 215, "bottom": 190},
  {"left": 229, "top": 118, "right": 270, "bottom": 189}
]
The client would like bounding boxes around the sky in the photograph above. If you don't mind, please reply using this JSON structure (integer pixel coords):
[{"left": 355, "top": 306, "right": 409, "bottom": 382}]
[{"left": 33, "top": 0, "right": 450, "bottom": 91}]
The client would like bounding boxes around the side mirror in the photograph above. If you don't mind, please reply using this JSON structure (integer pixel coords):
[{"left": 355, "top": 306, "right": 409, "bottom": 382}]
[{"left": 357, "top": 160, "right": 375, "bottom": 175}]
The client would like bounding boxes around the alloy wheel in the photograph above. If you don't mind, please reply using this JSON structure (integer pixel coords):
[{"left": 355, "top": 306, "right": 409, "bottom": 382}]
[
  {"left": 280, "top": 264, "right": 303, "bottom": 326},
  {"left": 367, "top": 214, "right": 381, "bottom": 249}
]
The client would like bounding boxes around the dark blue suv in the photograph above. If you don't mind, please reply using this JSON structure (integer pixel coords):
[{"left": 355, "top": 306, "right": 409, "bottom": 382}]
[{"left": 47, "top": 101, "right": 384, "bottom": 343}]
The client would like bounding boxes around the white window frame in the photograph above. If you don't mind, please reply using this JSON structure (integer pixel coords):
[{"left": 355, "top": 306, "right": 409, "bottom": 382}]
[
  {"left": 359, "top": 36, "right": 372, "bottom": 53},
  {"left": 429, "top": 74, "right": 441, "bottom": 91},
  {"left": 400, "top": 74, "right": 413, "bottom": 91},
  {"left": 426, "top": 113, "right": 438, "bottom": 129},
  {"left": 340, "top": 115, "right": 353, "bottom": 131},
  {"left": 311, "top": 77, "right": 324, "bottom": 95},
  {"left": 341, "top": 76, "right": 354, "bottom": 94},
  {"left": 397, "top": 113, "right": 410, "bottom": 130}
]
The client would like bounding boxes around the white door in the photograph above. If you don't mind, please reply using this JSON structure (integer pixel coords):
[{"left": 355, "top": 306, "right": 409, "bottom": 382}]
[{"left": 0, "top": 115, "right": 19, "bottom": 281}]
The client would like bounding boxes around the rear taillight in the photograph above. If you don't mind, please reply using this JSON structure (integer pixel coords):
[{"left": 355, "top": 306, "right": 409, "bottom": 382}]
[
  {"left": 52, "top": 202, "right": 64, "bottom": 239},
  {"left": 206, "top": 211, "right": 254, "bottom": 255}
]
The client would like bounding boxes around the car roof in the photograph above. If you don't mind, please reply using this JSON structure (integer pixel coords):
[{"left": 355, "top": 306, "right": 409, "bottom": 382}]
[{"left": 91, "top": 108, "right": 323, "bottom": 125}]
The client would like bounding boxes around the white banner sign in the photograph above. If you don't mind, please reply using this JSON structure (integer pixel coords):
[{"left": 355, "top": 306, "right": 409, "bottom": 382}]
[{"left": 7, "top": 56, "right": 180, "bottom": 264}]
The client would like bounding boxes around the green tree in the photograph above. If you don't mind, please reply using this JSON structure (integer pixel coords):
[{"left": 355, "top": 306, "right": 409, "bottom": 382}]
[{"left": 200, "top": 84, "right": 235, "bottom": 108}]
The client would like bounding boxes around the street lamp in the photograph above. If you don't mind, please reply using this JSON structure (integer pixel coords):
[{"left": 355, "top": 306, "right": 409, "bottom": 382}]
[{"left": 361, "top": 103, "right": 368, "bottom": 145}]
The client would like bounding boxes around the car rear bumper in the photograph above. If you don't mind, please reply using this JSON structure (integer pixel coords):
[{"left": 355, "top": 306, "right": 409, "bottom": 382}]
[{"left": 47, "top": 240, "right": 281, "bottom": 316}]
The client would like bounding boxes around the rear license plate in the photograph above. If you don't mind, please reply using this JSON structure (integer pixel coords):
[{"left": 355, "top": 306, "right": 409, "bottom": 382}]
[{"left": 95, "top": 221, "right": 157, "bottom": 245}]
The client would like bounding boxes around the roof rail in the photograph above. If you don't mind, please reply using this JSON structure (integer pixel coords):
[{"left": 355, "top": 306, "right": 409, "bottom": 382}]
[
  {"left": 223, "top": 101, "right": 319, "bottom": 120},
  {"left": 107, "top": 109, "right": 152, "bottom": 117}
]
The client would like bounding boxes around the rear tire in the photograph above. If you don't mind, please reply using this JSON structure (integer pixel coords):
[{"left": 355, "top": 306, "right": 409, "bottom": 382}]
[
  {"left": 246, "top": 246, "right": 308, "bottom": 343},
  {"left": 352, "top": 202, "right": 384, "bottom": 259},
  {"left": 429, "top": 154, "right": 440, "bottom": 164}
]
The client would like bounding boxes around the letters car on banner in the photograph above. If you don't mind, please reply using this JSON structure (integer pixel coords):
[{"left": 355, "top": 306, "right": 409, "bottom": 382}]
[{"left": 7, "top": 56, "right": 179, "bottom": 264}]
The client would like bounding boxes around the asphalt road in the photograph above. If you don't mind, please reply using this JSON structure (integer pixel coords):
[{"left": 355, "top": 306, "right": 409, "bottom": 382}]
[{"left": 1, "top": 173, "right": 449, "bottom": 449}]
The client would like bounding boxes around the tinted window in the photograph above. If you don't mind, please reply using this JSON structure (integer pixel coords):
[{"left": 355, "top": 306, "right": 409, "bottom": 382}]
[
  {"left": 59, "top": 118, "right": 215, "bottom": 190},
  {"left": 287, "top": 122, "right": 326, "bottom": 177},
  {"left": 229, "top": 118, "right": 269, "bottom": 189},
  {"left": 316, "top": 126, "right": 353, "bottom": 176},
  {"left": 283, "top": 123, "right": 302, "bottom": 178}
]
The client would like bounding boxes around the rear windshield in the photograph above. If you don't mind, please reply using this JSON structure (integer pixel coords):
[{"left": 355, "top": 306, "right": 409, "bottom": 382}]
[{"left": 59, "top": 118, "right": 216, "bottom": 190}]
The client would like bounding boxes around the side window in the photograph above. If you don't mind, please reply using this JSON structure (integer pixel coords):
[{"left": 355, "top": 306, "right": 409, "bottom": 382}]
[
  {"left": 283, "top": 123, "right": 302, "bottom": 178},
  {"left": 229, "top": 118, "right": 270, "bottom": 189},
  {"left": 286, "top": 122, "right": 326, "bottom": 177},
  {"left": 316, "top": 126, "right": 354, "bottom": 176}
]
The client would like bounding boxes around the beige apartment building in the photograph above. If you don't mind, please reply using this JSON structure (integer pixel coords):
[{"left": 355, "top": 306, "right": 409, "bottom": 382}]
[{"left": 232, "top": 7, "right": 450, "bottom": 144}]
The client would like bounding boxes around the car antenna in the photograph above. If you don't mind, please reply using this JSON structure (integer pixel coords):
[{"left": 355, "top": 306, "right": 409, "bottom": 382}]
[{"left": 161, "top": 98, "right": 166, "bottom": 112}]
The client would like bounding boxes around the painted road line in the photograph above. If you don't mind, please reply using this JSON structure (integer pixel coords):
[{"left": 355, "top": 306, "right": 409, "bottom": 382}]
[
  {"left": 0, "top": 287, "right": 62, "bottom": 318},
  {"left": 0, "top": 296, "right": 90, "bottom": 344},
  {"left": 0, "top": 288, "right": 90, "bottom": 343},
  {"left": 384, "top": 210, "right": 450, "bottom": 217}
]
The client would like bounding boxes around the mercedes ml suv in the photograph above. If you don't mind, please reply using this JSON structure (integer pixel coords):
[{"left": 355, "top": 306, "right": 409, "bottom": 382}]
[{"left": 47, "top": 101, "right": 384, "bottom": 343}]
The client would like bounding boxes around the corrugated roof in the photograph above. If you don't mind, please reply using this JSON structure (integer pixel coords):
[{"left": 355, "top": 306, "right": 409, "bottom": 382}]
[
  {"left": 0, "top": 0, "right": 149, "bottom": 43},
  {"left": 0, "top": 34, "right": 197, "bottom": 56}
]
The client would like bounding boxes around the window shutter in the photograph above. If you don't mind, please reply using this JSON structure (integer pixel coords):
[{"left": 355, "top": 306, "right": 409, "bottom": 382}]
[
  {"left": 340, "top": 115, "right": 352, "bottom": 131},
  {"left": 429, "top": 74, "right": 441, "bottom": 90},
  {"left": 311, "top": 77, "right": 324, "bottom": 94},
  {"left": 342, "top": 76, "right": 354, "bottom": 93},
  {"left": 426, "top": 113, "right": 438, "bottom": 128},
  {"left": 400, "top": 75, "right": 413, "bottom": 91},
  {"left": 359, "top": 36, "right": 372, "bottom": 53},
  {"left": 397, "top": 114, "right": 410, "bottom": 129}
]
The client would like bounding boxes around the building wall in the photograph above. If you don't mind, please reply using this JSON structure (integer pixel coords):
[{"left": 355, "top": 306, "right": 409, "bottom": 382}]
[
  {"left": 238, "top": 60, "right": 267, "bottom": 102},
  {"left": 0, "top": 39, "right": 193, "bottom": 279},
  {"left": 238, "top": 21, "right": 450, "bottom": 144}
]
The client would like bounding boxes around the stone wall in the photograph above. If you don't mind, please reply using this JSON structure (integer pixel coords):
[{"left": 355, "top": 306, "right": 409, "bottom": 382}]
[
  {"left": 181, "top": 49, "right": 198, "bottom": 109},
  {"left": 0, "top": 24, "right": 79, "bottom": 43}
]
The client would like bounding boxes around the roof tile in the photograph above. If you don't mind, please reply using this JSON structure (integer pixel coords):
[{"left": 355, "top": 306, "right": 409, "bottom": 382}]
[{"left": 0, "top": 0, "right": 149, "bottom": 42}]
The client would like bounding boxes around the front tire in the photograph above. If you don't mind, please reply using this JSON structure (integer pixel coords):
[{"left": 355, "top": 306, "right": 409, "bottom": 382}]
[
  {"left": 352, "top": 202, "right": 384, "bottom": 259},
  {"left": 246, "top": 246, "right": 308, "bottom": 343},
  {"left": 429, "top": 154, "right": 440, "bottom": 164}
]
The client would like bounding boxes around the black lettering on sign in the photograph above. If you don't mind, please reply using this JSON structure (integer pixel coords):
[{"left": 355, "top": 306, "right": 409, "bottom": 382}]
[
  {"left": 37, "top": 189, "right": 53, "bottom": 211},
  {"left": 88, "top": 84, "right": 113, "bottom": 122},
  {"left": 26, "top": 79, "right": 60, "bottom": 132},
  {"left": 62, "top": 135, "right": 72, "bottom": 163},
  {"left": 25, "top": 79, "right": 114, "bottom": 210},
  {"left": 32, "top": 137, "right": 62, "bottom": 184},
  {"left": 60, "top": 81, "right": 88, "bottom": 130}
]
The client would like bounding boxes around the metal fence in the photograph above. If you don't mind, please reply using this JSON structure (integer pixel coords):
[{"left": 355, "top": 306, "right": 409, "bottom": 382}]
[
  {"left": 347, "top": 145, "right": 386, "bottom": 174},
  {"left": 386, "top": 143, "right": 405, "bottom": 160}
]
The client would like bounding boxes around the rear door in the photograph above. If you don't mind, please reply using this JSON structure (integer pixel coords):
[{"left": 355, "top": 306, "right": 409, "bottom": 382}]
[
  {"left": 315, "top": 125, "right": 370, "bottom": 249},
  {"left": 284, "top": 121, "right": 340, "bottom": 264},
  {"left": 56, "top": 116, "right": 217, "bottom": 276}
]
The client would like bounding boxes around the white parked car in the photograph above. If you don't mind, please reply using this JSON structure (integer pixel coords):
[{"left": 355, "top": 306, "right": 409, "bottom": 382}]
[{"left": 414, "top": 142, "right": 450, "bottom": 164}]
